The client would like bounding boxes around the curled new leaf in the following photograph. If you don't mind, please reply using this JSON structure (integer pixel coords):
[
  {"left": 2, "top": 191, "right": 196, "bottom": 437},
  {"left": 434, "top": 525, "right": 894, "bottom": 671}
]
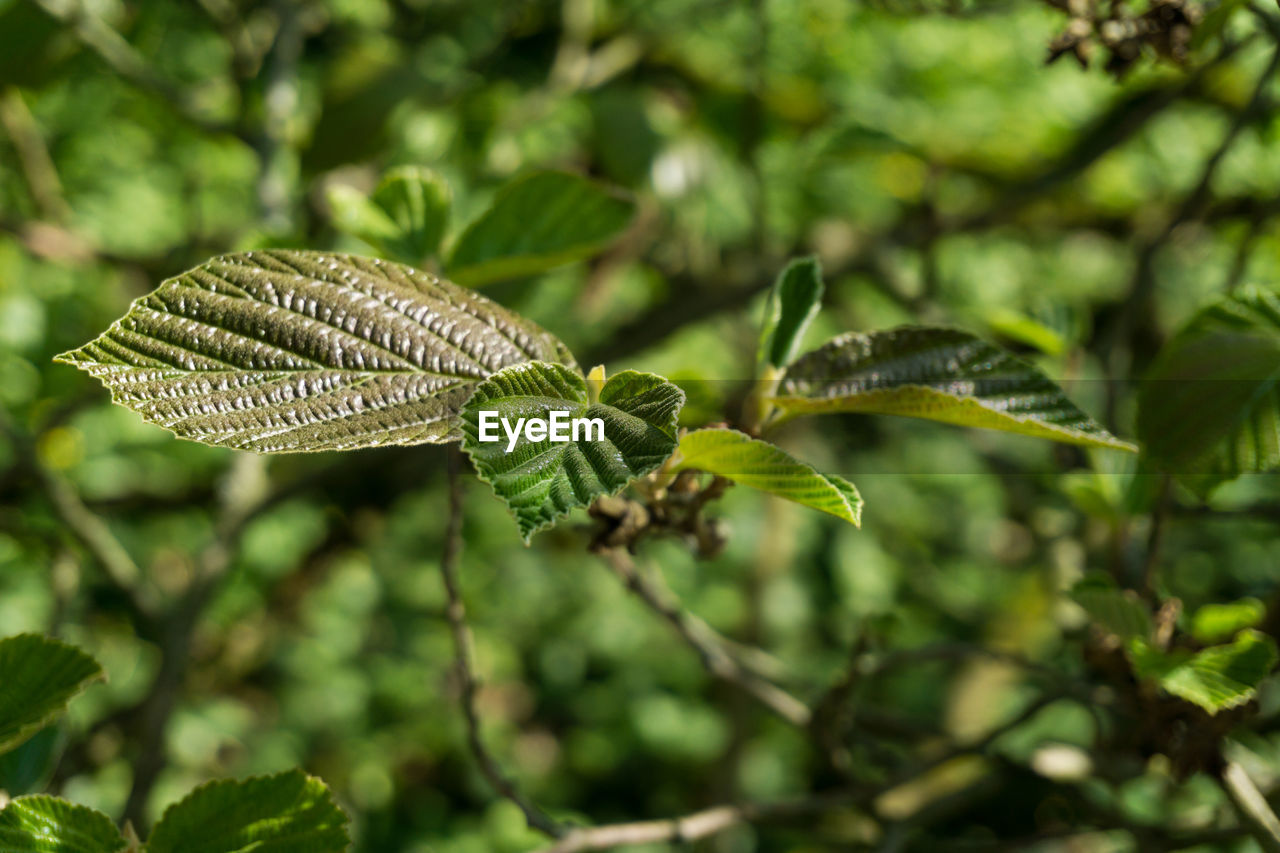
[
  {"left": 0, "top": 634, "right": 103, "bottom": 756},
  {"left": 56, "top": 250, "right": 574, "bottom": 453},
  {"left": 147, "top": 769, "right": 350, "bottom": 853},
  {"left": 0, "top": 796, "right": 125, "bottom": 853},
  {"left": 327, "top": 167, "right": 451, "bottom": 265},
  {"left": 772, "top": 327, "right": 1135, "bottom": 451},
  {"left": 673, "top": 428, "right": 861, "bottom": 526},
  {"left": 758, "top": 257, "right": 824, "bottom": 371},
  {"left": 460, "top": 362, "right": 684, "bottom": 541}
]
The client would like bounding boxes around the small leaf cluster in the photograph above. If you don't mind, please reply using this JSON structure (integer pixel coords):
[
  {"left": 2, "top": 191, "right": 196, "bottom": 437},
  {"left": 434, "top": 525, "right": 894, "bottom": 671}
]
[{"left": 0, "top": 634, "right": 349, "bottom": 852}]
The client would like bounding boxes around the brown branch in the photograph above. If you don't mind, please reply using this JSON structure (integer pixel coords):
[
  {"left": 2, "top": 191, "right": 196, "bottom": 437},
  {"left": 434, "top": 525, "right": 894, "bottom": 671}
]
[
  {"left": 0, "top": 86, "right": 70, "bottom": 222},
  {"left": 30, "top": 0, "right": 234, "bottom": 136},
  {"left": 1221, "top": 761, "right": 1280, "bottom": 853},
  {"left": 121, "top": 452, "right": 268, "bottom": 828},
  {"left": 439, "top": 447, "right": 564, "bottom": 839},
  {"left": 539, "top": 690, "right": 1063, "bottom": 852},
  {"left": 0, "top": 409, "right": 155, "bottom": 617},
  {"left": 593, "top": 545, "right": 812, "bottom": 727},
  {"left": 536, "top": 789, "right": 856, "bottom": 853}
]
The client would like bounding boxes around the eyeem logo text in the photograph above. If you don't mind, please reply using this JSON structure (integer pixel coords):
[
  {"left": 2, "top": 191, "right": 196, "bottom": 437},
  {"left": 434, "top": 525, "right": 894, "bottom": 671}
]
[{"left": 477, "top": 410, "right": 605, "bottom": 453}]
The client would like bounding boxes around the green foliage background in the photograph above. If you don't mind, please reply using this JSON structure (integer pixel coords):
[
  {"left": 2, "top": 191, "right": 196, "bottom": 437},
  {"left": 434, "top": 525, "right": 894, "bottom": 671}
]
[{"left": 4, "top": 0, "right": 1280, "bottom": 850}]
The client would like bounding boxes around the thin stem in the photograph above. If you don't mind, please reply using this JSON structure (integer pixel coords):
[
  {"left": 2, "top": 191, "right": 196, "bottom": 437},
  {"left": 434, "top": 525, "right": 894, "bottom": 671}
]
[
  {"left": 439, "top": 447, "right": 564, "bottom": 839},
  {"left": 594, "top": 545, "right": 812, "bottom": 728},
  {"left": 1221, "top": 761, "right": 1280, "bottom": 853}
]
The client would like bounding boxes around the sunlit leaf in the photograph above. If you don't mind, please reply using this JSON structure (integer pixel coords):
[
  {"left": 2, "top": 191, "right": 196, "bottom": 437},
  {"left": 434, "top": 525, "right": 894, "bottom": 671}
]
[
  {"left": 758, "top": 257, "right": 824, "bottom": 370},
  {"left": 0, "top": 796, "right": 124, "bottom": 853},
  {"left": 673, "top": 428, "right": 860, "bottom": 525},
  {"left": 56, "top": 251, "right": 575, "bottom": 453},
  {"left": 460, "top": 362, "right": 683, "bottom": 541},
  {"left": 0, "top": 634, "right": 102, "bottom": 756},
  {"left": 772, "top": 327, "right": 1135, "bottom": 450},
  {"left": 1191, "top": 598, "right": 1266, "bottom": 645},
  {"left": 1138, "top": 286, "right": 1280, "bottom": 493},
  {"left": 448, "top": 171, "right": 635, "bottom": 286},
  {"left": 1130, "top": 630, "right": 1278, "bottom": 714},
  {"left": 147, "top": 769, "right": 349, "bottom": 853}
]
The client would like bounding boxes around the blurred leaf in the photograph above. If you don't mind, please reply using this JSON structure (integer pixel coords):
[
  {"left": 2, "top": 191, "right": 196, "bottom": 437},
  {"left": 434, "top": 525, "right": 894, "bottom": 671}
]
[
  {"left": 674, "top": 428, "right": 861, "bottom": 525},
  {"left": 1070, "top": 574, "right": 1151, "bottom": 642},
  {"left": 1191, "top": 598, "right": 1266, "bottom": 645},
  {"left": 56, "top": 251, "right": 575, "bottom": 453},
  {"left": 328, "top": 168, "right": 450, "bottom": 265},
  {"left": 0, "top": 795, "right": 124, "bottom": 853},
  {"left": 448, "top": 171, "right": 635, "bottom": 286},
  {"left": 0, "top": 634, "right": 102, "bottom": 756},
  {"left": 985, "top": 308, "right": 1067, "bottom": 357},
  {"left": 1130, "top": 631, "right": 1278, "bottom": 714},
  {"left": 460, "top": 362, "right": 683, "bottom": 541},
  {"left": 773, "top": 328, "right": 1136, "bottom": 450},
  {"left": 1138, "top": 286, "right": 1280, "bottom": 495},
  {"left": 147, "top": 770, "right": 349, "bottom": 853},
  {"left": 0, "top": 727, "right": 60, "bottom": 796},
  {"left": 325, "top": 186, "right": 402, "bottom": 254},
  {"left": 758, "top": 256, "right": 824, "bottom": 371}
]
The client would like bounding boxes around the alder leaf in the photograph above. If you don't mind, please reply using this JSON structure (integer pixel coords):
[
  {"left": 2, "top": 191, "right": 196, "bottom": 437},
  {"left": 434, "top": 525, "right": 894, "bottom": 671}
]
[
  {"left": 1130, "top": 630, "right": 1278, "bottom": 714},
  {"left": 0, "top": 634, "right": 103, "bottom": 756},
  {"left": 0, "top": 796, "right": 125, "bottom": 853},
  {"left": 56, "top": 251, "right": 575, "bottom": 453},
  {"left": 459, "top": 362, "right": 684, "bottom": 541},
  {"left": 448, "top": 171, "right": 635, "bottom": 286},
  {"left": 772, "top": 327, "right": 1135, "bottom": 451},
  {"left": 1138, "top": 286, "right": 1280, "bottom": 493},
  {"left": 758, "top": 256, "right": 824, "bottom": 371},
  {"left": 673, "top": 428, "right": 860, "bottom": 525},
  {"left": 147, "top": 769, "right": 349, "bottom": 853}
]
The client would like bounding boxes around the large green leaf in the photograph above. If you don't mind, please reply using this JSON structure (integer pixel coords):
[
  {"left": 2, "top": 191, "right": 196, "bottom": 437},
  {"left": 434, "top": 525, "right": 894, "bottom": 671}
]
[
  {"left": 1138, "top": 287, "right": 1280, "bottom": 490},
  {"left": 0, "top": 634, "right": 103, "bottom": 756},
  {"left": 771, "top": 327, "right": 1135, "bottom": 450},
  {"left": 146, "top": 770, "right": 349, "bottom": 853},
  {"left": 758, "top": 257, "right": 824, "bottom": 371},
  {"left": 673, "top": 428, "right": 861, "bottom": 526},
  {"left": 327, "top": 167, "right": 451, "bottom": 265},
  {"left": 448, "top": 171, "right": 635, "bottom": 287},
  {"left": 0, "top": 796, "right": 125, "bottom": 853},
  {"left": 459, "top": 362, "right": 684, "bottom": 541},
  {"left": 56, "top": 251, "right": 575, "bottom": 453},
  {"left": 1130, "top": 630, "right": 1278, "bottom": 715}
]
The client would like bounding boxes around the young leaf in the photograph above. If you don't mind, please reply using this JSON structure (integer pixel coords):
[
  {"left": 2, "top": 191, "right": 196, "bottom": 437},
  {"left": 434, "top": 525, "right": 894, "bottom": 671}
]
[
  {"left": 1129, "top": 630, "right": 1278, "bottom": 715},
  {"left": 672, "top": 428, "right": 861, "bottom": 526},
  {"left": 1138, "top": 286, "right": 1280, "bottom": 492},
  {"left": 758, "top": 257, "right": 824, "bottom": 371},
  {"left": 448, "top": 171, "right": 635, "bottom": 287},
  {"left": 1191, "top": 598, "right": 1266, "bottom": 645},
  {"left": 146, "top": 769, "right": 349, "bottom": 853},
  {"left": 459, "top": 362, "right": 684, "bottom": 541},
  {"left": 55, "top": 251, "right": 575, "bottom": 453},
  {"left": 0, "top": 795, "right": 125, "bottom": 853},
  {"left": 772, "top": 327, "right": 1135, "bottom": 451},
  {"left": 370, "top": 166, "right": 451, "bottom": 263},
  {"left": 0, "top": 634, "right": 103, "bottom": 755},
  {"left": 327, "top": 168, "right": 450, "bottom": 265},
  {"left": 1070, "top": 574, "right": 1151, "bottom": 642}
]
